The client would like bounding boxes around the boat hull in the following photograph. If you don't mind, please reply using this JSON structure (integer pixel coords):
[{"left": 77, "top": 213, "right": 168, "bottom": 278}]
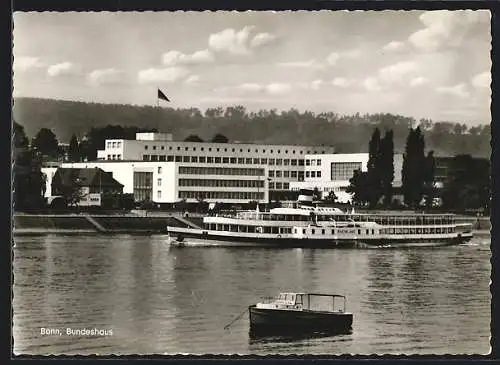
[
  {"left": 248, "top": 305, "right": 353, "bottom": 334},
  {"left": 167, "top": 227, "right": 472, "bottom": 248}
]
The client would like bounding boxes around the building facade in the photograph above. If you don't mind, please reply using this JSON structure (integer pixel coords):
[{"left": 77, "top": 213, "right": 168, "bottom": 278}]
[
  {"left": 76, "top": 133, "right": 336, "bottom": 203},
  {"left": 289, "top": 153, "right": 404, "bottom": 203}
]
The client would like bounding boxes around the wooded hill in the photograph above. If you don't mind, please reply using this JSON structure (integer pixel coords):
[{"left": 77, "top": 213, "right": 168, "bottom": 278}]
[{"left": 13, "top": 97, "right": 491, "bottom": 158}]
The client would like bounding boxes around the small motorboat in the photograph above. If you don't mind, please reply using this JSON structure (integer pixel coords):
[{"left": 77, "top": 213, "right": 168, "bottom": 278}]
[{"left": 248, "top": 292, "right": 353, "bottom": 334}]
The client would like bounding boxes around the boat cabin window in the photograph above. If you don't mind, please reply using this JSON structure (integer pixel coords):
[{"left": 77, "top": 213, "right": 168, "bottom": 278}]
[
  {"left": 302, "top": 229, "right": 306, "bottom": 234},
  {"left": 295, "top": 294, "right": 303, "bottom": 305}
]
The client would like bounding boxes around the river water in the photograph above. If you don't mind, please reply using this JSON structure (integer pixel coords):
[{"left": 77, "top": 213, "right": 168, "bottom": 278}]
[{"left": 13, "top": 234, "right": 491, "bottom": 355}]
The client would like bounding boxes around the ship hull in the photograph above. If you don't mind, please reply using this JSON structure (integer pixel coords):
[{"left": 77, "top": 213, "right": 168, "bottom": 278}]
[
  {"left": 167, "top": 227, "right": 472, "bottom": 248},
  {"left": 248, "top": 305, "right": 353, "bottom": 334}
]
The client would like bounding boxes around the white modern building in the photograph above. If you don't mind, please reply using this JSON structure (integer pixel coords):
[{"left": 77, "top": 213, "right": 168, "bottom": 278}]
[
  {"left": 289, "top": 153, "right": 404, "bottom": 203},
  {"left": 42, "top": 133, "right": 336, "bottom": 204}
]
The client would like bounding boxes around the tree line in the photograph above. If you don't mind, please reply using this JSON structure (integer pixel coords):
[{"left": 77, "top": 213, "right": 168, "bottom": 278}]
[
  {"left": 13, "top": 97, "right": 491, "bottom": 158},
  {"left": 347, "top": 127, "right": 490, "bottom": 213}
]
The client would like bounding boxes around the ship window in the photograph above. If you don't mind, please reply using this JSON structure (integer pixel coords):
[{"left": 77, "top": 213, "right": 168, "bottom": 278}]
[
  {"left": 366, "top": 229, "right": 369, "bottom": 235},
  {"left": 322, "top": 229, "right": 325, "bottom": 235},
  {"left": 358, "top": 229, "right": 361, "bottom": 235},
  {"left": 372, "top": 229, "right": 375, "bottom": 235},
  {"left": 311, "top": 229, "right": 315, "bottom": 234},
  {"left": 332, "top": 229, "right": 335, "bottom": 234},
  {"left": 303, "top": 229, "right": 306, "bottom": 234},
  {"left": 294, "top": 228, "right": 297, "bottom": 234}
]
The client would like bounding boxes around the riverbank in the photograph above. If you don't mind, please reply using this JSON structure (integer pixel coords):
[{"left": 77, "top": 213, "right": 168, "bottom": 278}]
[{"left": 13, "top": 212, "right": 203, "bottom": 235}]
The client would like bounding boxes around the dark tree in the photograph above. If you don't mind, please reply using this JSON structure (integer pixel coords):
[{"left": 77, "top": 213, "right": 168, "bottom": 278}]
[
  {"left": 211, "top": 133, "right": 229, "bottom": 143},
  {"left": 380, "top": 130, "right": 394, "bottom": 206},
  {"left": 402, "top": 127, "right": 426, "bottom": 207},
  {"left": 312, "top": 187, "right": 322, "bottom": 201},
  {"left": 441, "top": 155, "right": 490, "bottom": 213},
  {"left": 184, "top": 134, "right": 204, "bottom": 142},
  {"left": 68, "top": 134, "right": 81, "bottom": 162},
  {"left": 366, "top": 128, "right": 382, "bottom": 208},
  {"left": 346, "top": 169, "right": 370, "bottom": 206},
  {"left": 13, "top": 121, "right": 29, "bottom": 148},
  {"left": 31, "top": 128, "right": 59, "bottom": 157},
  {"left": 324, "top": 191, "right": 338, "bottom": 203},
  {"left": 423, "top": 151, "right": 436, "bottom": 207},
  {"left": 13, "top": 150, "right": 46, "bottom": 211}
]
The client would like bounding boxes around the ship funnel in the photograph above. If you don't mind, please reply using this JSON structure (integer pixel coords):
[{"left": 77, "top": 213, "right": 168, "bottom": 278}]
[{"left": 297, "top": 189, "right": 314, "bottom": 206}]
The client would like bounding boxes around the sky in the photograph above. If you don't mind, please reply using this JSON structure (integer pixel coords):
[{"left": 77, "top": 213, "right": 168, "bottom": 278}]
[{"left": 13, "top": 10, "right": 491, "bottom": 125}]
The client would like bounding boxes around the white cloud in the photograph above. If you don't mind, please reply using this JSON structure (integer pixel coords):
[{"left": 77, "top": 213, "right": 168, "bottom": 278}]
[
  {"left": 162, "top": 49, "right": 214, "bottom": 66},
  {"left": 250, "top": 32, "right": 276, "bottom": 48},
  {"left": 278, "top": 59, "right": 323, "bottom": 69},
  {"left": 309, "top": 80, "right": 324, "bottom": 90},
  {"left": 47, "top": 62, "right": 79, "bottom": 77},
  {"left": 137, "top": 67, "right": 189, "bottom": 84},
  {"left": 471, "top": 71, "right": 491, "bottom": 88},
  {"left": 382, "top": 41, "right": 404, "bottom": 52},
  {"left": 238, "top": 83, "right": 263, "bottom": 92},
  {"left": 326, "top": 52, "right": 340, "bottom": 66},
  {"left": 13, "top": 56, "right": 45, "bottom": 72},
  {"left": 184, "top": 75, "right": 200, "bottom": 85},
  {"left": 332, "top": 77, "right": 351, "bottom": 87},
  {"left": 436, "top": 83, "right": 470, "bottom": 98},
  {"left": 364, "top": 76, "right": 382, "bottom": 92},
  {"left": 208, "top": 26, "right": 255, "bottom": 55},
  {"left": 88, "top": 68, "right": 123, "bottom": 85},
  {"left": 266, "top": 83, "right": 292, "bottom": 95},
  {"left": 409, "top": 10, "right": 490, "bottom": 52},
  {"left": 378, "top": 61, "right": 418, "bottom": 84},
  {"left": 410, "top": 76, "right": 429, "bottom": 87},
  {"left": 326, "top": 49, "right": 361, "bottom": 66}
]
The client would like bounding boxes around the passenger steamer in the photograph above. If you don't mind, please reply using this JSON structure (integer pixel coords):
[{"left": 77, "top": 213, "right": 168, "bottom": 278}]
[{"left": 167, "top": 197, "right": 473, "bottom": 248}]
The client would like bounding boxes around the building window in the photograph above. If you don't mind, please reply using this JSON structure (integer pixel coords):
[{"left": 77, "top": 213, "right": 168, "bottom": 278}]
[
  {"left": 275, "top": 182, "right": 282, "bottom": 189},
  {"left": 159, "top": 155, "right": 166, "bottom": 161},
  {"left": 269, "top": 159, "right": 275, "bottom": 165},
  {"left": 276, "top": 159, "right": 283, "bottom": 165},
  {"left": 291, "top": 171, "right": 297, "bottom": 178},
  {"left": 311, "top": 171, "right": 316, "bottom": 178},
  {"left": 238, "top": 158, "right": 245, "bottom": 164},
  {"left": 331, "top": 162, "right": 362, "bottom": 180},
  {"left": 317, "top": 159, "right": 321, "bottom": 166},
  {"left": 306, "top": 159, "right": 311, "bottom": 166},
  {"left": 151, "top": 155, "right": 158, "bottom": 162},
  {"left": 175, "top": 156, "right": 182, "bottom": 162},
  {"left": 306, "top": 171, "right": 310, "bottom": 178},
  {"left": 284, "top": 171, "right": 290, "bottom": 178},
  {"left": 158, "top": 167, "right": 162, "bottom": 174},
  {"left": 161, "top": 145, "right": 164, "bottom": 150},
  {"left": 192, "top": 156, "right": 198, "bottom": 163},
  {"left": 223, "top": 157, "right": 230, "bottom": 163},
  {"left": 153, "top": 145, "right": 156, "bottom": 150},
  {"left": 107, "top": 154, "right": 111, "bottom": 160},
  {"left": 317, "top": 171, "right": 321, "bottom": 178},
  {"left": 269, "top": 182, "right": 275, "bottom": 189},
  {"left": 261, "top": 158, "right": 267, "bottom": 164},
  {"left": 253, "top": 158, "right": 260, "bottom": 164},
  {"left": 269, "top": 170, "right": 275, "bottom": 177},
  {"left": 157, "top": 190, "right": 162, "bottom": 199},
  {"left": 117, "top": 154, "right": 121, "bottom": 160},
  {"left": 177, "top": 147, "right": 180, "bottom": 151},
  {"left": 291, "top": 159, "right": 297, "bottom": 166},
  {"left": 298, "top": 159, "right": 304, "bottom": 166},
  {"left": 230, "top": 157, "right": 237, "bottom": 164},
  {"left": 199, "top": 156, "right": 206, "bottom": 163},
  {"left": 143, "top": 155, "right": 150, "bottom": 161},
  {"left": 169, "top": 146, "right": 173, "bottom": 150},
  {"left": 145, "top": 145, "right": 148, "bottom": 150},
  {"left": 157, "top": 178, "right": 162, "bottom": 186},
  {"left": 183, "top": 156, "right": 190, "bottom": 162},
  {"left": 207, "top": 157, "right": 213, "bottom": 163},
  {"left": 107, "top": 142, "right": 111, "bottom": 148},
  {"left": 284, "top": 159, "right": 290, "bottom": 166},
  {"left": 167, "top": 155, "right": 174, "bottom": 162},
  {"left": 276, "top": 171, "right": 282, "bottom": 178},
  {"left": 246, "top": 158, "right": 252, "bottom": 164},
  {"left": 283, "top": 182, "right": 289, "bottom": 189},
  {"left": 185, "top": 147, "right": 188, "bottom": 151},
  {"left": 215, "top": 157, "right": 221, "bottom": 163}
]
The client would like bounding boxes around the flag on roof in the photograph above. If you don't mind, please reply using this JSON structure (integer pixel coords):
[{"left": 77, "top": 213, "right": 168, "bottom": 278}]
[{"left": 158, "top": 88, "right": 170, "bottom": 102}]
